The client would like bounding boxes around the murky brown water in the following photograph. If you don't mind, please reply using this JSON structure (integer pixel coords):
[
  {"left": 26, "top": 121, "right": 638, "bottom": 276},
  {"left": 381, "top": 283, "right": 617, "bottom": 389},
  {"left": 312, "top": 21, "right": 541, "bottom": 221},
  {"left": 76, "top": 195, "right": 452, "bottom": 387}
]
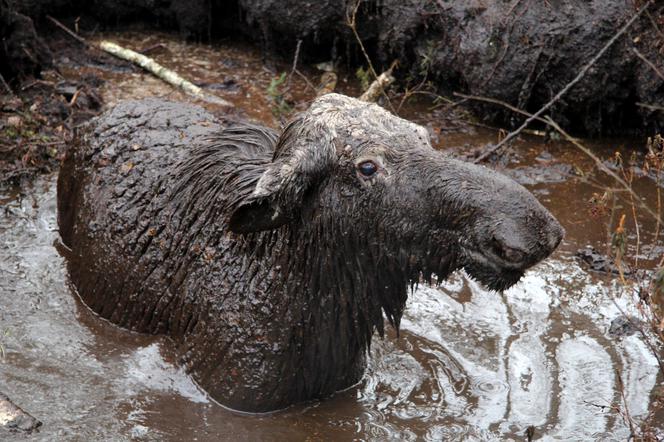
[{"left": 1, "top": 32, "right": 663, "bottom": 441}]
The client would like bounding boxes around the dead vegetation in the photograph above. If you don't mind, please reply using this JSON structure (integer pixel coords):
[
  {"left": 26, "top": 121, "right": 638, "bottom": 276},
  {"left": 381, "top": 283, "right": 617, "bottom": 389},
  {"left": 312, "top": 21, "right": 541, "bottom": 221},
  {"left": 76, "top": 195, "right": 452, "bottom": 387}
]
[
  {"left": 602, "top": 134, "right": 664, "bottom": 440},
  {"left": 0, "top": 72, "right": 102, "bottom": 184}
]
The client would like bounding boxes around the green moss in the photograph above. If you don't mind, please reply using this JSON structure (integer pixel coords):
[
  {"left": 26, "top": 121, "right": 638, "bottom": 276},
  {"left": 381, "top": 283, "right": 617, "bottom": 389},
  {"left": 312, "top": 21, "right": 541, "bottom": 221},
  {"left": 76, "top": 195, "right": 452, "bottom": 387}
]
[
  {"left": 266, "top": 72, "right": 292, "bottom": 117},
  {"left": 355, "top": 66, "right": 370, "bottom": 92}
]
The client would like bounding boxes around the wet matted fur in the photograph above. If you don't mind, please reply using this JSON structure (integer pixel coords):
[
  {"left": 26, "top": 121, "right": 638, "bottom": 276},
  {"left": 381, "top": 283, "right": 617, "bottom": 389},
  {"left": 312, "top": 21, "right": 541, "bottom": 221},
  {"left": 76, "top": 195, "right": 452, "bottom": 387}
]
[{"left": 58, "top": 94, "right": 563, "bottom": 412}]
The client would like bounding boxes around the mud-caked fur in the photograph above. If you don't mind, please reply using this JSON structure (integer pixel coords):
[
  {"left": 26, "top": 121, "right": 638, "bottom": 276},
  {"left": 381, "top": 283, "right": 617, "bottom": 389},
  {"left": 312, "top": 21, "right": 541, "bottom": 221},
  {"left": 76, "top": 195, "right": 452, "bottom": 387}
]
[{"left": 57, "top": 94, "right": 563, "bottom": 412}]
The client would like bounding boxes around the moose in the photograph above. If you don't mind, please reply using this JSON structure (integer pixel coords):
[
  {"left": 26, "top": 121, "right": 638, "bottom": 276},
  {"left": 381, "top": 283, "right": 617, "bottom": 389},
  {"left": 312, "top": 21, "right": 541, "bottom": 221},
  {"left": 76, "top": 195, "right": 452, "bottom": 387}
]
[{"left": 57, "top": 94, "right": 563, "bottom": 412}]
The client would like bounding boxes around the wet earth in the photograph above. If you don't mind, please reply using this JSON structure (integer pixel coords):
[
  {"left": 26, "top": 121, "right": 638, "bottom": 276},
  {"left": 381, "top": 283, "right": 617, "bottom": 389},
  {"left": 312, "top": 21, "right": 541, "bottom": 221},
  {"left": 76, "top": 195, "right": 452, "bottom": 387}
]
[{"left": 1, "top": 32, "right": 663, "bottom": 441}]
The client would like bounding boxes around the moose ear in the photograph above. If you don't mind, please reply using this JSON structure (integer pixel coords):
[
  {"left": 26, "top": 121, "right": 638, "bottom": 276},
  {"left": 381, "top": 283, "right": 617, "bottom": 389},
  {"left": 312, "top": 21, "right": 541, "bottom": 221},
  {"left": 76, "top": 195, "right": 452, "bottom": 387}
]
[
  {"left": 227, "top": 115, "right": 337, "bottom": 234},
  {"left": 227, "top": 162, "right": 290, "bottom": 233},
  {"left": 228, "top": 197, "right": 289, "bottom": 233}
]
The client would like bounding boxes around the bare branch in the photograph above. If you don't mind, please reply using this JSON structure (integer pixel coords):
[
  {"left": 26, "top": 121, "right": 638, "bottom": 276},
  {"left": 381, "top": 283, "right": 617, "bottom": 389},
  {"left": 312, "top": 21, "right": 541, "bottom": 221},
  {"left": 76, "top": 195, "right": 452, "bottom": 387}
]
[
  {"left": 287, "top": 39, "right": 302, "bottom": 89},
  {"left": 346, "top": 1, "right": 397, "bottom": 113},
  {"left": 633, "top": 47, "right": 664, "bottom": 81},
  {"left": 47, "top": 15, "right": 89, "bottom": 47},
  {"left": 474, "top": 0, "right": 656, "bottom": 163},
  {"left": 457, "top": 92, "right": 663, "bottom": 226}
]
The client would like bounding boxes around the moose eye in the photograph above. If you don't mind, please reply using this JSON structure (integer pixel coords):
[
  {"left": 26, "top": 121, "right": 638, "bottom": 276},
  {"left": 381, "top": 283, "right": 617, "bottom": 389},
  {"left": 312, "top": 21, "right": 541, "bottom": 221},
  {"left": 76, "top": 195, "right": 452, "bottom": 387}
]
[{"left": 357, "top": 160, "right": 378, "bottom": 177}]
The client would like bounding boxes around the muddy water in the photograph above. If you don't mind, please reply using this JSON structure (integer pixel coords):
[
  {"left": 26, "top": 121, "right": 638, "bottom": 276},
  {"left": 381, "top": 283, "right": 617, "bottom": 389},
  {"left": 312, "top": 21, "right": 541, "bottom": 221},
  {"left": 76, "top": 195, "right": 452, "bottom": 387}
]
[{"left": 2, "top": 32, "right": 663, "bottom": 441}]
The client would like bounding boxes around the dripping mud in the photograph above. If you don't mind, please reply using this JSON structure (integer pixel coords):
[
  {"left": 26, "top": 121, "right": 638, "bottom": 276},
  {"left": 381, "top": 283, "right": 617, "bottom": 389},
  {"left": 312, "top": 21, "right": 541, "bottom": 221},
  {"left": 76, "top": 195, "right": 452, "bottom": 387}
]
[{"left": 0, "top": 32, "right": 663, "bottom": 441}]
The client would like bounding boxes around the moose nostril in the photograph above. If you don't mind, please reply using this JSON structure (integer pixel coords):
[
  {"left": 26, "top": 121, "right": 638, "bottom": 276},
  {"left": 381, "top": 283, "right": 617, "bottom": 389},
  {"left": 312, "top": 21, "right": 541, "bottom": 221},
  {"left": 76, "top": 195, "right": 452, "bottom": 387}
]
[
  {"left": 490, "top": 236, "right": 504, "bottom": 258},
  {"left": 490, "top": 236, "right": 526, "bottom": 264}
]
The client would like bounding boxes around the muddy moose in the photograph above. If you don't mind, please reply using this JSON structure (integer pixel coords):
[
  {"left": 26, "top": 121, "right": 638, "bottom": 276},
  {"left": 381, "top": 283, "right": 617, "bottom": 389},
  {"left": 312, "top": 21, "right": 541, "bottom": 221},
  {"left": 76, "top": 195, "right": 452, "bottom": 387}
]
[{"left": 57, "top": 94, "right": 563, "bottom": 412}]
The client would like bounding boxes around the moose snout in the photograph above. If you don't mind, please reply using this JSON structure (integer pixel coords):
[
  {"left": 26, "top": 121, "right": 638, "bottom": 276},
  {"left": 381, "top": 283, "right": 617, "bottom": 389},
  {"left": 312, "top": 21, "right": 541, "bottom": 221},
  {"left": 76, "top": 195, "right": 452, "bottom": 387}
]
[
  {"left": 489, "top": 234, "right": 528, "bottom": 266},
  {"left": 483, "top": 213, "right": 565, "bottom": 271}
]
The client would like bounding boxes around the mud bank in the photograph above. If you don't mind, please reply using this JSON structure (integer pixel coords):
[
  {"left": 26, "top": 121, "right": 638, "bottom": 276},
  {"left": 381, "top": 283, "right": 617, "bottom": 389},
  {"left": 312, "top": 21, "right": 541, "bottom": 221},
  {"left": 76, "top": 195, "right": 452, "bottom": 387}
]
[{"left": 2, "top": 0, "right": 663, "bottom": 136}]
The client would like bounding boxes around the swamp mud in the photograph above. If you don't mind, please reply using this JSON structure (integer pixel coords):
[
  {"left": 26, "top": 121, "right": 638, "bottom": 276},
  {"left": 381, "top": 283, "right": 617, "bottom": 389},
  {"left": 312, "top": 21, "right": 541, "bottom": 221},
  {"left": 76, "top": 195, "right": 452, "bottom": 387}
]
[{"left": 0, "top": 31, "right": 663, "bottom": 440}]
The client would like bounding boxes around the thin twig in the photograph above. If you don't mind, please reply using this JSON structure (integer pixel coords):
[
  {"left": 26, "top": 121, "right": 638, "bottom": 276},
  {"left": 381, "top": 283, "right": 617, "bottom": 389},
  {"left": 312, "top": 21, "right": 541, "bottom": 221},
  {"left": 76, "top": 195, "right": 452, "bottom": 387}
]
[
  {"left": 617, "top": 371, "right": 636, "bottom": 436},
  {"left": 69, "top": 89, "right": 81, "bottom": 106},
  {"left": 629, "top": 189, "right": 641, "bottom": 272},
  {"left": 646, "top": 9, "right": 664, "bottom": 41},
  {"left": 636, "top": 102, "right": 664, "bottom": 112},
  {"left": 632, "top": 47, "right": 664, "bottom": 81},
  {"left": 47, "top": 15, "right": 89, "bottom": 47},
  {"left": 294, "top": 69, "right": 317, "bottom": 93},
  {"left": 610, "top": 294, "right": 664, "bottom": 374},
  {"left": 649, "top": 159, "right": 662, "bottom": 263},
  {"left": 474, "top": 0, "right": 655, "bottom": 164},
  {"left": 396, "top": 68, "right": 431, "bottom": 113},
  {"left": 454, "top": 92, "right": 549, "bottom": 124},
  {"left": 544, "top": 116, "right": 662, "bottom": 225},
  {"left": 615, "top": 157, "right": 642, "bottom": 273},
  {"left": 346, "top": 1, "right": 397, "bottom": 113},
  {"left": 287, "top": 39, "right": 302, "bottom": 89},
  {"left": 0, "top": 73, "right": 13, "bottom": 96},
  {"left": 139, "top": 43, "right": 168, "bottom": 55},
  {"left": 20, "top": 79, "right": 55, "bottom": 91}
]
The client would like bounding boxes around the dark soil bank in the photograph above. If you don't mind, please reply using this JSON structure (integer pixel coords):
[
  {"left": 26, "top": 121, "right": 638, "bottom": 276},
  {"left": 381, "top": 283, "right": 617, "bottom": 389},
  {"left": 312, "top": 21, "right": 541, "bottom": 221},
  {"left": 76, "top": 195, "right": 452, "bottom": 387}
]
[{"left": 2, "top": 0, "right": 664, "bottom": 136}]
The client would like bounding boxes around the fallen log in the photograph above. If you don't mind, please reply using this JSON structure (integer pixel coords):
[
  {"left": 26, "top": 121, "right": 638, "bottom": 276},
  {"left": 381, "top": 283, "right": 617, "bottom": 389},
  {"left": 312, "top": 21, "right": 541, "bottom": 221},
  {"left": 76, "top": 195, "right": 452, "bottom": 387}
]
[
  {"left": 98, "top": 41, "right": 233, "bottom": 108},
  {"left": 0, "top": 392, "right": 41, "bottom": 433},
  {"left": 45, "top": 15, "right": 233, "bottom": 108}
]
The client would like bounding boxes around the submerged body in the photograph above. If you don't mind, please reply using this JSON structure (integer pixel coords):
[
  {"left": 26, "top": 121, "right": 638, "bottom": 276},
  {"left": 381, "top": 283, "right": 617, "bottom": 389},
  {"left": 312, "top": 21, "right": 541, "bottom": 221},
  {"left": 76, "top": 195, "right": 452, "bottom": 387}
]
[{"left": 58, "top": 95, "right": 563, "bottom": 412}]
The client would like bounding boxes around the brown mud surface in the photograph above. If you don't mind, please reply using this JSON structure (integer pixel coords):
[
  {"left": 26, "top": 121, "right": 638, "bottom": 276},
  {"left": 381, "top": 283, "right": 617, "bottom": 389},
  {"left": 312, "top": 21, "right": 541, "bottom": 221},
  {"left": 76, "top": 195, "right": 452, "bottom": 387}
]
[{"left": 0, "top": 31, "right": 663, "bottom": 440}]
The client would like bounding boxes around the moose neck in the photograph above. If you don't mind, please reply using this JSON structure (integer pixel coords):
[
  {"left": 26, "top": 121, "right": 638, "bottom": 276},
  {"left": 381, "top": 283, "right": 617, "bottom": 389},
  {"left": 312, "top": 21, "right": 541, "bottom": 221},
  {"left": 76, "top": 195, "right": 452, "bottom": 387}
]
[{"left": 268, "top": 217, "right": 412, "bottom": 390}]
